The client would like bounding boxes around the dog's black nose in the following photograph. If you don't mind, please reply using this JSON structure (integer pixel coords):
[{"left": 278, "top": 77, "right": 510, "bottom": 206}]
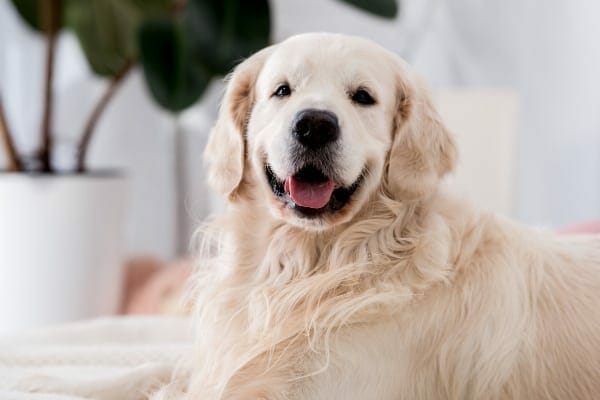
[{"left": 292, "top": 109, "right": 339, "bottom": 148}]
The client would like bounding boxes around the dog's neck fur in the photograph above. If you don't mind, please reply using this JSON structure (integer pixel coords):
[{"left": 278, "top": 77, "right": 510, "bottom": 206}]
[{"left": 230, "top": 186, "right": 445, "bottom": 287}]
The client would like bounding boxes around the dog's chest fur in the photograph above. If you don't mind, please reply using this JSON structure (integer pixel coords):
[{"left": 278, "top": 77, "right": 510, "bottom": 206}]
[
  {"left": 192, "top": 194, "right": 600, "bottom": 400},
  {"left": 288, "top": 320, "right": 408, "bottom": 400}
]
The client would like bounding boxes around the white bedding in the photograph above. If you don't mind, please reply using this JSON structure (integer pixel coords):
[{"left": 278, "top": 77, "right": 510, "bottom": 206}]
[{"left": 0, "top": 316, "right": 192, "bottom": 400}]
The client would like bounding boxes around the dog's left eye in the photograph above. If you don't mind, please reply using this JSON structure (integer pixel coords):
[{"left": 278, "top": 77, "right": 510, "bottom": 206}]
[
  {"left": 273, "top": 84, "right": 291, "bottom": 98},
  {"left": 351, "top": 89, "right": 376, "bottom": 106}
]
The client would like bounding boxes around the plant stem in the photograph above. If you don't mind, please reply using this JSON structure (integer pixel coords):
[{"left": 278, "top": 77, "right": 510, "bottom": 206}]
[
  {"left": 0, "top": 96, "right": 23, "bottom": 172},
  {"left": 39, "top": 0, "right": 61, "bottom": 173},
  {"left": 76, "top": 59, "right": 133, "bottom": 173}
]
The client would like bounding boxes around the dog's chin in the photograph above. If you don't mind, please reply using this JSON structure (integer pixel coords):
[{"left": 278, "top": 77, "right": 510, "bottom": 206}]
[{"left": 265, "top": 163, "right": 365, "bottom": 229}]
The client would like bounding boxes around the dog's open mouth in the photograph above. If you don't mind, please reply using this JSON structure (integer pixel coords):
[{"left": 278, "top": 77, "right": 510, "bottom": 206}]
[{"left": 265, "top": 164, "right": 363, "bottom": 217}]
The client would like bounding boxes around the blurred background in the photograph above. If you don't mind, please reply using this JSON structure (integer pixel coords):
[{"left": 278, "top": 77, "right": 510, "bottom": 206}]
[{"left": 0, "top": 0, "right": 599, "bottom": 334}]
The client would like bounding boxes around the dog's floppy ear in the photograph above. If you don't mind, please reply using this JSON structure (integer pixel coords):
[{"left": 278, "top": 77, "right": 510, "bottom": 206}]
[
  {"left": 385, "top": 69, "right": 457, "bottom": 201},
  {"left": 205, "top": 47, "right": 273, "bottom": 199}
]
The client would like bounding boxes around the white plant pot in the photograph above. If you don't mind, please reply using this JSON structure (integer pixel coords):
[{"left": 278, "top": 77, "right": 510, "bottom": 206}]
[{"left": 0, "top": 173, "right": 127, "bottom": 336}]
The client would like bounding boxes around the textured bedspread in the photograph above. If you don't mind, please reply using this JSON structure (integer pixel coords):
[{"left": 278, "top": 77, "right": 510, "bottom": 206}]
[{"left": 0, "top": 316, "right": 192, "bottom": 400}]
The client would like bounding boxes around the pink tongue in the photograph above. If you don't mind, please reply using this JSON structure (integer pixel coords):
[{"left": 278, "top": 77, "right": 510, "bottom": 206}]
[{"left": 285, "top": 176, "right": 335, "bottom": 209}]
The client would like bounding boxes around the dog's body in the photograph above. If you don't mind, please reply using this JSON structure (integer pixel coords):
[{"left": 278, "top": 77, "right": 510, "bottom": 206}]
[{"left": 167, "top": 33, "right": 600, "bottom": 399}]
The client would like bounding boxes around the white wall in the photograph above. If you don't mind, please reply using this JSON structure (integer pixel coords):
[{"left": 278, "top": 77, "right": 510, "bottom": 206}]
[
  {"left": 1, "top": 0, "right": 598, "bottom": 260},
  {"left": 427, "top": 0, "right": 600, "bottom": 226}
]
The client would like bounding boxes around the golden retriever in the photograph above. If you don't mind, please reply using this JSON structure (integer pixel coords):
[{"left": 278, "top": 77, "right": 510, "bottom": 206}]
[{"left": 158, "top": 33, "right": 600, "bottom": 400}]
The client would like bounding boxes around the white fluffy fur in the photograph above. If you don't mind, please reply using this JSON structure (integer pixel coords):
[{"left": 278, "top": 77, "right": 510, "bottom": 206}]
[{"left": 155, "top": 33, "right": 600, "bottom": 400}]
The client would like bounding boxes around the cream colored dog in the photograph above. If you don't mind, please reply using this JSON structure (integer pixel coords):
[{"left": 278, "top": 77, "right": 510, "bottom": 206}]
[{"left": 162, "top": 33, "right": 600, "bottom": 399}]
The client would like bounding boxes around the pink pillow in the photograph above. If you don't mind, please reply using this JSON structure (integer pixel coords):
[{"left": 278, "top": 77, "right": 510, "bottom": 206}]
[{"left": 558, "top": 220, "right": 600, "bottom": 234}]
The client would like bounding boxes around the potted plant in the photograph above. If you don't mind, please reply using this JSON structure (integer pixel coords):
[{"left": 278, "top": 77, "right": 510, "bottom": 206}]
[
  {"left": 0, "top": 0, "right": 166, "bottom": 335},
  {"left": 0, "top": 0, "right": 396, "bottom": 334}
]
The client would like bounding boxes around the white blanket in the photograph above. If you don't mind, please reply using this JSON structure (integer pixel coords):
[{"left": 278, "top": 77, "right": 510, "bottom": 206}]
[{"left": 0, "top": 317, "right": 192, "bottom": 400}]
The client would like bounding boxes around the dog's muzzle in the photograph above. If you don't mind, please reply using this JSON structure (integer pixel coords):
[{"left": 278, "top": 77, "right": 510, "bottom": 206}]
[{"left": 264, "top": 109, "right": 363, "bottom": 217}]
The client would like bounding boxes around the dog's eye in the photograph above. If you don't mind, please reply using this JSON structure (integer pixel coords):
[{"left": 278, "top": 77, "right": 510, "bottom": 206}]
[
  {"left": 273, "top": 84, "right": 291, "bottom": 98},
  {"left": 351, "top": 89, "right": 376, "bottom": 106}
]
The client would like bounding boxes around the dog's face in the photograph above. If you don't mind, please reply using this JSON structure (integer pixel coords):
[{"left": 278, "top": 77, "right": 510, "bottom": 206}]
[
  {"left": 248, "top": 35, "right": 399, "bottom": 228},
  {"left": 206, "top": 33, "right": 456, "bottom": 230}
]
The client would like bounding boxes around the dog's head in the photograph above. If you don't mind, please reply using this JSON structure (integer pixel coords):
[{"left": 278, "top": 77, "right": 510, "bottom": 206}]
[{"left": 206, "top": 33, "right": 456, "bottom": 230}]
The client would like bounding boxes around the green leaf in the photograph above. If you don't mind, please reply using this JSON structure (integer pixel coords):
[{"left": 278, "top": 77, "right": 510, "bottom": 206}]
[
  {"left": 64, "top": 0, "right": 171, "bottom": 76},
  {"left": 137, "top": 0, "right": 271, "bottom": 111},
  {"left": 337, "top": 0, "right": 398, "bottom": 19},
  {"left": 10, "top": 0, "right": 62, "bottom": 32},
  {"left": 10, "top": 0, "right": 43, "bottom": 30},
  {"left": 138, "top": 17, "right": 212, "bottom": 111},
  {"left": 64, "top": 0, "right": 136, "bottom": 76},
  {"left": 183, "top": 0, "right": 271, "bottom": 74}
]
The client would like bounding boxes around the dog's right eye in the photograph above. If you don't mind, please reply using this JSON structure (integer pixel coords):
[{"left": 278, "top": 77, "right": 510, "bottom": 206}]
[
  {"left": 273, "top": 84, "right": 291, "bottom": 98},
  {"left": 351, "top": 88, "right": 376, "bottom": 106}
]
